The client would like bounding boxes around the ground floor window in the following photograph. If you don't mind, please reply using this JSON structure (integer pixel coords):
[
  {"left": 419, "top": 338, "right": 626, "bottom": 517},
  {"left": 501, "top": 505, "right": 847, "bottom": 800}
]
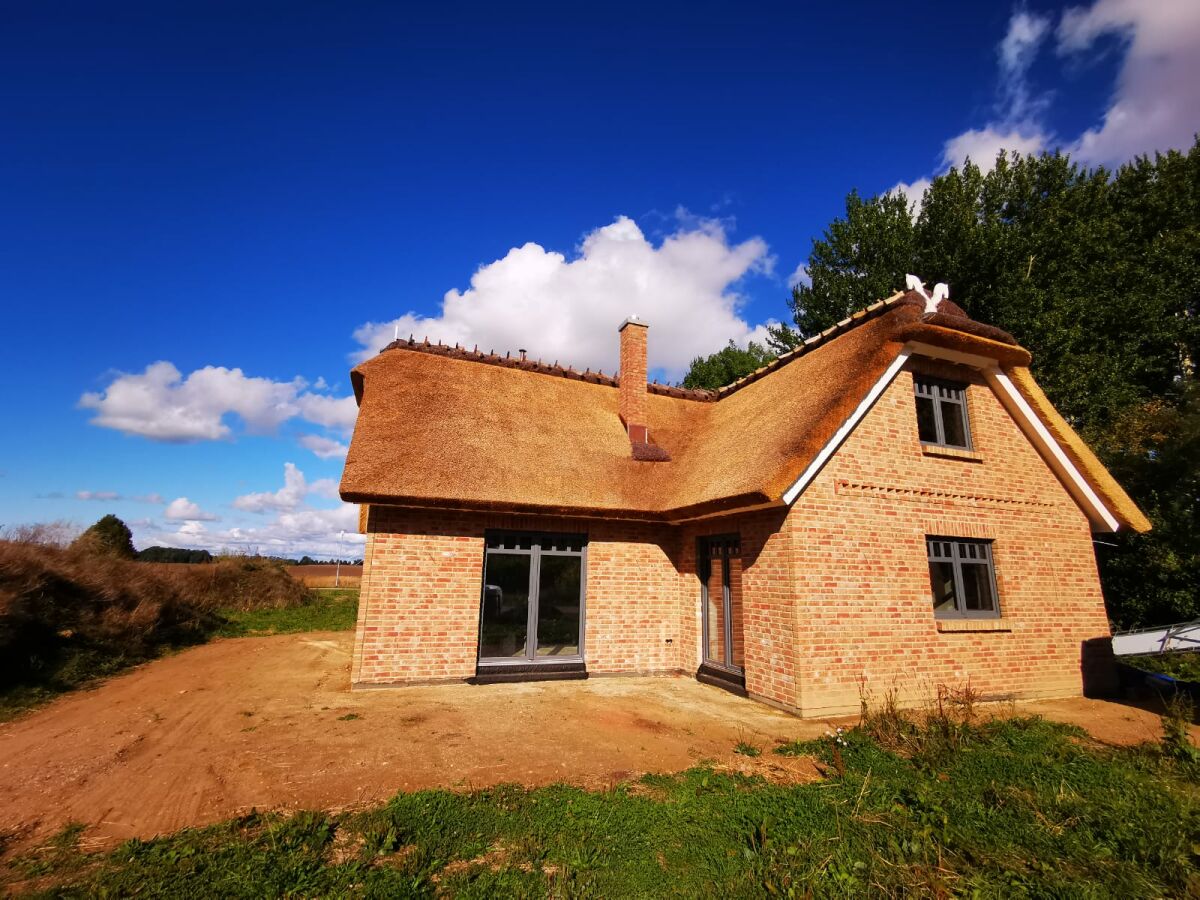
[
  {"left": 927, "top": 537, "right": 999, "bottom": 619},
  {"left": 479, "top": 531, "right": 585, "bottom": 663}
]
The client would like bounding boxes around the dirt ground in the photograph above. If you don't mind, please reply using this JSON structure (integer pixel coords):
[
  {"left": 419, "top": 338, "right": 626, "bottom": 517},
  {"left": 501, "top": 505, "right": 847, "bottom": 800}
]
[{"left": 0, "top": 633, "right": 1190, "bottom": 852}]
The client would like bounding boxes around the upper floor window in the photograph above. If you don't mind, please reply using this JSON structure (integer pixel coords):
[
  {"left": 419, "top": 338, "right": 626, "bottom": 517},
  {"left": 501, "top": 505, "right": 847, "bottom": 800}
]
[
  {"left": 914, "top": 376, "right": 972, "bottom": 449},
  {"left": 927, "top": 537, "right": 999, "bottom": 619}
]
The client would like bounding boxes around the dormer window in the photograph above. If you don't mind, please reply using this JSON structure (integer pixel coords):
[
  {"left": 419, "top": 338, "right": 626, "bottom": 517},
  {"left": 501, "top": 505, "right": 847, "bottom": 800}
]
[{"left": 914, "top": 376, "right": 972, "bottom": 449}]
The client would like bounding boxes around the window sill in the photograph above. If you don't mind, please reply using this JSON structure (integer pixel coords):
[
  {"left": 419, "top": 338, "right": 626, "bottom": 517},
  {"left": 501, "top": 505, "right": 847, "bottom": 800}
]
[
  {"left": 936, "top": 618, "right": 1011, "bottom": 633},
  {"left": 921, "top": 445, "right": 984, "bottom": 463}
]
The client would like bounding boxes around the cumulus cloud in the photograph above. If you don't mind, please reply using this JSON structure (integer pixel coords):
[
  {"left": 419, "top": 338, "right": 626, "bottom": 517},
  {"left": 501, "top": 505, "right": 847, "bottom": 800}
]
[
  {"left": 352, "top": 214, "right": 775, "bottom": 380},
  {"left": 142, "top": 504, "right": 364, "bottom": 559},
  {"left": 164, "top": 497, "right": 220, "bottom": 521},
  {"left": 1058, "top": 0, "right": 1200, "bottom": 165},
  {"left": 79, "top": 362, "right": 356, "bottom": 443},
  {"left": 892, "top": 1, "right": 1200, "bottom": 201},
  {"left": 137, "top": 466, "right": 362, "bottom": 558},
  {"left": 232, "top": 463, "right": 338, "bottom": 514},
  {"left": 298, "top": 434, "right": 349, "bottom": 460}
]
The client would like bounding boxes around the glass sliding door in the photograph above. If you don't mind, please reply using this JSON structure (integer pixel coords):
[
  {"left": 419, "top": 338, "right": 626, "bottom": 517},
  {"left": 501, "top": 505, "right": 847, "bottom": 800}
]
[
  {"left": 699, "top": 534, "right": 743, "bottom": 674},
  {"left": 479, "top": 531, "right": 586, "bottom": 665}
]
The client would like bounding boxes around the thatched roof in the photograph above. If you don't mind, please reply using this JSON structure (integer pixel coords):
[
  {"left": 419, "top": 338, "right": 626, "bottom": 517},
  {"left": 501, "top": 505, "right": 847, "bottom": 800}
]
[{"left": 340, "top": 291, "right": 1149, "bottom": 531}]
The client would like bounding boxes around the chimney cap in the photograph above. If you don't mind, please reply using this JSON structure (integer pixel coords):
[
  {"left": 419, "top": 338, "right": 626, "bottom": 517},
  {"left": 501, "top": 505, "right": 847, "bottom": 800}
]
[{"left": 618, "top": 316, "right": 648, "bottom": 332}]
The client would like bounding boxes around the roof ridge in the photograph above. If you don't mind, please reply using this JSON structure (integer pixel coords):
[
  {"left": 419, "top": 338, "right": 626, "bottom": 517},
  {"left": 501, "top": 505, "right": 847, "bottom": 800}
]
[
  {"left": 377, "top": 336, "right": 717, "bottom": 401},
  {"left": 711, "top": 289, "right": 907, "bottom": 399},
  {"left": 373, "top": 288, "right": 908, "bottom": 404}
]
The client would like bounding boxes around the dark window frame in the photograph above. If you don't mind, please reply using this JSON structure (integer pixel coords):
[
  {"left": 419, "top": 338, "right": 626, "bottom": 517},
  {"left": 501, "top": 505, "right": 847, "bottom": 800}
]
[
  {"left": 927, "top": 537, "right": 1001, "bottom": 620},
  {"left": 478, "top": 530, "right": 587, "bottom": 666},
  {"left": 698, "top": 534, "right": 742, "bottom": 675},
  {"left": 913, "top": 375, "right": 973, "bottom": 450}
]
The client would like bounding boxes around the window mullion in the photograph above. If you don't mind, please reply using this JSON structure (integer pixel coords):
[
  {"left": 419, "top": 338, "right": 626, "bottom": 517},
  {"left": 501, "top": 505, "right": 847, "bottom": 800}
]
[
  {"left": 950, "top": 542, "right": 969, "bottom": 617},
  {"left": 933, "top": 391, "right": 946, "bottom": 445}
]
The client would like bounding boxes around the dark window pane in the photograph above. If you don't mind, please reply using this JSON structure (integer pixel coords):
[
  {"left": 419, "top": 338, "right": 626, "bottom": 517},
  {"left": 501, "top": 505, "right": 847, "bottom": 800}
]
[
  {"left": 940, "top": 400, "right": 968, "bottom": 447},
  {"left": 479, "top": 553, "right": 530, "bottom": 658},
  {"left": 961, "top": 563, "right": 996, "bottom": 612},
  {"left": 706, "top": 560, "right": 726, "bottom": 663},
  {"left": 729, "top": 556, "right": 745, "bottom": 670},
  {"left": 916, "top": 395, "right": 939, "bottom": 443},
  {"left": 536, "top": 555, "right": 582, "bottom": 656},
  {"left": 930, "top": 561, "right": 958, "bottom": 615}
]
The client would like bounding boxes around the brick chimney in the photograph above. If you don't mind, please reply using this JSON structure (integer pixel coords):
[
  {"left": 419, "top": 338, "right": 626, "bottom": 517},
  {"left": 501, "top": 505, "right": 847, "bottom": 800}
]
[
  {"left": 618, "top": 317, "right": 649, "bottom": 440},
  {"left": 617, "top": 317, "right": 669, "bottom": 461}
]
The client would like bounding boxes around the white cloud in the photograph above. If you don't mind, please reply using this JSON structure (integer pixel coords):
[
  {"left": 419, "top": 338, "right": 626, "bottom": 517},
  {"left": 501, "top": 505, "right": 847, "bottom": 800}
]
[
  {"left": 787, "top": 263, "right": 811, "bottom": 289},
  {"left": 892, "top": 2, "right": 1200, "bottom": 200},
  {"left": 164, "top": 497, "right": 220, "bottom": 521},
  {"left": 298, "top": 434, "right": 349, "bottom": 460},
  {"left": 232, "top": 462, "right": 338, "bottom": 513},
  {"left": 76, "top": 490, "right": 120, "bottom": 502},
  {"left": 141, "top": 504, "right": 365, "bottom": 559},
  {"left": 79, "top": 361, "right": 356, "bottom": 443},
  {"left": 352, "top": 214, "right": 775, "bottom": 380},
  {"left": 940, "top": 126, "right": 1050, "bottom": 173},
  {"left": 1058, "top": 0, "right": 1200, "bottom": 165},
  {"left": 76, "top": 490, "right": 165, "bottom": 504},
  {"left": 891, "top": 11, "right": 1052, "bottom": 202},
  {"left": 294, "top": 394, "right": 358, "bottom": 430},
  {"left": 998, "top": 11, "right": 1053, "bottom": 122}
]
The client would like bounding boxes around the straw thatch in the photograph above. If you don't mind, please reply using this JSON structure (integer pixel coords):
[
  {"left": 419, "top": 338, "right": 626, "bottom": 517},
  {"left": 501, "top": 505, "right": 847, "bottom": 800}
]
[{"left": 340, "top": 290, "right": 1148, "bottom": 530}]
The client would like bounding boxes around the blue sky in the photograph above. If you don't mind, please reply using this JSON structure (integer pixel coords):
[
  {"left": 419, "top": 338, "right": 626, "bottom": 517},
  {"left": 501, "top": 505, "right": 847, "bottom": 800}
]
[{"left": 1, "top": 0, "right": 1196, "bottom": 556}]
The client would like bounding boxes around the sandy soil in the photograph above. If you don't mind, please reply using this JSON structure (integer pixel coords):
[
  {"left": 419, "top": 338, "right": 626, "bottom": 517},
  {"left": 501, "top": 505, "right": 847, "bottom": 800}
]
[
  {"left": 0, "top": 633, "right": 820, "bottom": 850},
  {"left": 0, "top": 633, "right": 1190, "bottom": 852}
]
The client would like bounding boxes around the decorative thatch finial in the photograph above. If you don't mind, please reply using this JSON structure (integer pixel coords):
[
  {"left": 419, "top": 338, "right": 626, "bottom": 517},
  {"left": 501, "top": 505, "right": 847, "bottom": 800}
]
[
  {"left": 902, "top": 273, "right": 950, "bottom": 314},
  {"left": 905, "top": 274, "right": 949, "bottom": 314}
]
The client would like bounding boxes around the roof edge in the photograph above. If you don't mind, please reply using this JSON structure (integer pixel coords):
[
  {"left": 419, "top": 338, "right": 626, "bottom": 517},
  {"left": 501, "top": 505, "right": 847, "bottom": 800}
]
[
  {"left": 1003, "top": 367, "right": 1152, "bottom": 533},
  {"left": 338, "top": 490, "right": 775, "bottom": 524}
]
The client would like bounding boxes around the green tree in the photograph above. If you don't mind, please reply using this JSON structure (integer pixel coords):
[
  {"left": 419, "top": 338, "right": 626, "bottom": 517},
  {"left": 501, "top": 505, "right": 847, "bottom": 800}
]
[
  {"left": 789, "top": 189, "right": 916, "bottom": 338},
  {"left": 72, "top": 514, "right": 136, "bottom": 559},
  {"left": 780, "top": 140, "right": 1200, "bottom": 627},
  {"left": 682, "top": 340, "right": 777, "bottom": 391}
]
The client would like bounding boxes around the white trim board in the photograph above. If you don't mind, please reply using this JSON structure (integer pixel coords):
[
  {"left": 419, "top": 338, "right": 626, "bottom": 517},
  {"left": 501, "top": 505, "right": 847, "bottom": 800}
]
[
  {"left": 984, "top": 367, "right": 1120, "bottom": 532},
  {"left": 782, "top": 350, "right": 911, "bottom": 505}
]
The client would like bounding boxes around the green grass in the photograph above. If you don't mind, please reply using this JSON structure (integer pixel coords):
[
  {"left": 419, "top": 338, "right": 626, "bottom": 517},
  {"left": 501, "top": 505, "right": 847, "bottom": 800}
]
[
  {"left": 212, "top": 589, "right": 360, "bottom": 638},
  {"left": 7, "top": 714, "right": 1200, "bottom": 898},
  {"left": 1129, "top": 650, "right": 1200, "bottom": 682}
]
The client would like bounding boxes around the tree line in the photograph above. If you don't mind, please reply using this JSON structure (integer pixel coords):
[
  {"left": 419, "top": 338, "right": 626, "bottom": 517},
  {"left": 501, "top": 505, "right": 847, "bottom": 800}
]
[{"left": 684, "top": 139, "right": 1199, "bottom": 628}]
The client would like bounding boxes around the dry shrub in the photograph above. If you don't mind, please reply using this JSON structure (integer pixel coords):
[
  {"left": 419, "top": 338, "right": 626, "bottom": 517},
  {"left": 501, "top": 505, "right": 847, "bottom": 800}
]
[
  {"left": 0, "top": 540, "right": 311, "bottom": 691},
  {"left": 858, "top": 681, "right": 982, "bottom": 763}
]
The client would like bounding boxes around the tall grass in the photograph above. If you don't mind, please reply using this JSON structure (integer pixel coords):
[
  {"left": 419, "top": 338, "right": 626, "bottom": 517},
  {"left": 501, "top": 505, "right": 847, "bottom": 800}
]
[{"left": 0, "top": 538, "right": 312, "bottom": 716}]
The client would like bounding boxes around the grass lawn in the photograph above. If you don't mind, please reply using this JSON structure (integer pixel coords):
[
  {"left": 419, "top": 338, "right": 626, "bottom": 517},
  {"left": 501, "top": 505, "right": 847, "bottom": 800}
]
[
  {"left": 1128, "top": 650, "right": 1200, "bottom": 683},
  {"left": 6, "top": 709, "right": 1200, "bottom": 897},
  {"left": 214, "top": 588, "right": 359, "bottom": 637}
]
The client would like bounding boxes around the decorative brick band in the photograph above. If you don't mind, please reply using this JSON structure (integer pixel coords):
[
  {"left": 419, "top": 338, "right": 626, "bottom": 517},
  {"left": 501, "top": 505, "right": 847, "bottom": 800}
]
[{"left": 835, "top": 479, "right": 1059, "bottom": 510}]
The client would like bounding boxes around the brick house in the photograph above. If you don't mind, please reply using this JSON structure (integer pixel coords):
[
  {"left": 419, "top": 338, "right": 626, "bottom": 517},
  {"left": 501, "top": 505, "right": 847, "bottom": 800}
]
[{"left": 339, "top": 287, "right": 1149, "bottom": 716}]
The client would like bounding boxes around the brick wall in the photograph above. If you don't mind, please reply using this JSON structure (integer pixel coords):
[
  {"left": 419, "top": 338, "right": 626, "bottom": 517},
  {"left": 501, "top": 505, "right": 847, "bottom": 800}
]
[
  {"left": 354, "top": 361, "right": 1113, "bottom": 716},
  {"left": 785, "top": 364, "right": 1111, "bottom": 716},
  {"left": 353, "top": 508, "right": 688, "bottom": 686}
]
